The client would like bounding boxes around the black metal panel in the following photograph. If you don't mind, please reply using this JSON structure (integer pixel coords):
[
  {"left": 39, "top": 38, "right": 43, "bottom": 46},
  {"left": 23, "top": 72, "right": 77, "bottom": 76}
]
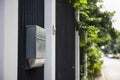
[
  {"left": 56, "top": 0, "right": 75, "bottom": 80},
  {"left": 65, "top": 3, "right": 75, "bottom": 80},
  {"left": 25, "top": 67, "right": 44, "bottom": 80},
  {"left": 18, "top": 0, "right": 44, "bottom": 80},
  {"left": 56, "top": 2, "right": 67, "bottom": 80}
]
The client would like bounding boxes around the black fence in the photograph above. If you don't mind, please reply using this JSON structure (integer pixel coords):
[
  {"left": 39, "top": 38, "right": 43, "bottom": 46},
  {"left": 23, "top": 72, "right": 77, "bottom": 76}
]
[
  {"left": 56, "top": 0, "right": 75, "bottom": 80},
  {"left": 18, "top": 0, "right": 75, "bottom": 80}
]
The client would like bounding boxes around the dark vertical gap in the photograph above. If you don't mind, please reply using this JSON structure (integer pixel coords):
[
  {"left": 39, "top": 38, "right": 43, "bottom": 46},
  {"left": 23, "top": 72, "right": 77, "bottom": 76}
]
[
  {"left": 42, "top": 0, "right": 44, "bottom": 27},
  {"left": 80, "top": 47, "right": 85, "bottom": 78},
  {"left": 25, "top": 0, "right": 27, "bottom": 25},
  {"left": 18, "top": 0, "right": 26, "bottom": 80},
  {"left": 28, "top": 0, "right": 30, "bottom": 24},
  {"left": 34, "top": 0, "right": 36, "bottom": 24},
  {"left": 30, "top": 0, "right": 33, "bottom": 25},
  {"left": 64, "top": 5, "right": 67, "bottom": 78},
  {"left": 36, "top": 0, "right": 38, "bottom": 27},
  {"left": 33, "top": 0, "right": 35, "bottom": 24},
  {"left": 30, "top": 1, "right": 32, "bottom": 23}
]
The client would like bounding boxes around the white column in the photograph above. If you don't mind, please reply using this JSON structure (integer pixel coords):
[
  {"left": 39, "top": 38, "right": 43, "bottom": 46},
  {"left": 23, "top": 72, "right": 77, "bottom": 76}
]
[
  {"left": 75, "top": 9, "right": 80, "bottom": 80},
  {"left": 75, "top": 30, "right": 80, "bottom": 80},
  {"left": 3, "top": 0, "right": 18, "bottom": 80},
  {"left": 0, "top": 0, "right": 4, "bottom": 80},
  {"left": 44, "top": 0, "right": 56, "bottom": 80}
]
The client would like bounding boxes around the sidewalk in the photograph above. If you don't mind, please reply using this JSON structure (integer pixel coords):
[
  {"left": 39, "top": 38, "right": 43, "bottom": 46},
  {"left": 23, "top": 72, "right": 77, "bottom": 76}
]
[{"left": 94, "top": 75, "right": 104, "bottom": 80}]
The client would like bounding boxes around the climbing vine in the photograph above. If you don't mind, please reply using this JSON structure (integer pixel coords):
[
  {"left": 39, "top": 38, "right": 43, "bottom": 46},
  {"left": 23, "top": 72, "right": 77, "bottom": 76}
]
[{"left": 68, "top": 0, "right": 117, "bottom": 80}]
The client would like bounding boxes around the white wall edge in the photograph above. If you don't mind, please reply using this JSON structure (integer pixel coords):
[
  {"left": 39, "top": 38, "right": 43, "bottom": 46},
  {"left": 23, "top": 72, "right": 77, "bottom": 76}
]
[
  {"left": 75, "top": 30, "right": 80, "bottom": 80},
  {"left": 0, "top": 0, "right": 4, "bottom": 79},
  {"left": 3, "top": 0, "right": 18, "bottom": 80}
]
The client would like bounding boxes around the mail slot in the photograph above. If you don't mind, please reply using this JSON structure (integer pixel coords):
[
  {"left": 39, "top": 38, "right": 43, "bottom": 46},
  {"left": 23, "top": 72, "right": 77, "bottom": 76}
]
[{"left": 26, "top": 25, "right": 46, "bottom": 69}]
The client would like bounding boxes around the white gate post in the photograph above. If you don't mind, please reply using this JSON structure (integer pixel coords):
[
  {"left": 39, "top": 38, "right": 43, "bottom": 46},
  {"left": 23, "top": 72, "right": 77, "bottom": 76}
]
[
  {"left": 44, "top": 0, "right": 56, "bottom": 80},
  {"left": 4, "top": 0, "right": 18, "bottom": 80},
  {"left": 0, "top": 0, "right": 4, "bottom": 80},
  {"left": 75, "top": 30, "right": 80, "bottom": 80},
  {"left": 75, "top": 9, "right": 80, "bottom": 80}
]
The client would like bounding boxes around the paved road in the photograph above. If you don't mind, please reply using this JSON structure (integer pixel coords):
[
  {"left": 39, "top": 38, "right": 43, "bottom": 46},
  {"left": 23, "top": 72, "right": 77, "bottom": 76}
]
[{"left": 103, "top": 57, "right": 120, "bottom": 80}]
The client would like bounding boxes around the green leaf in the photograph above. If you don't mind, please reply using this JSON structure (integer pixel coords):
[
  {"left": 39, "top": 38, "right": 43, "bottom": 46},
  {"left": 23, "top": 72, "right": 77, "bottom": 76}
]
[
  {"left": 81, "top": 12, "right": 89, "bottom": 17},
  {"left": 73, "top": 2, "right": 80, "bottom": 8},
  {"left": 80, "top": 0, "right": 87, "bottom": 4}
]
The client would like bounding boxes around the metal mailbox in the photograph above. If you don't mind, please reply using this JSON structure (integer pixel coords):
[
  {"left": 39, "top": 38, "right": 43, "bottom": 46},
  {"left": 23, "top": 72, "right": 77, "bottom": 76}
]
[{"left": 26, "top": 25, "right": 46, "bottom": 69}]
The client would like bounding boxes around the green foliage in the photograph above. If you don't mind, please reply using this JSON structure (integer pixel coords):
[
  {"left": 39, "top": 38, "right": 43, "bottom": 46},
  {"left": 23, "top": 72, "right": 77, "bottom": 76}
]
[
  {"left": 68, "top": 0, "right": 87, "bottom": 9},
  {"left": 67, "top": 0, "right": 118, "bottom": 79},
  {"left": 116, "top": 31, "right": 120, "bottom": 53},
  {"left": 87, "top": 47, "right": 103, "bottom": 79},
  {"left": 85, "top": 26, "right": 104, "bottom": 79},
  {"left": 77, "top": 0, "right": 116, "bottom": 79},
  {"left": 103, "top": 30, "right": 120, "bottom": 54},
  {"left": 79, "top": 26, "right": 106, "bottom": 79},
  {"left": 80, "top": 0, "right": 87, "bottom": 3}
]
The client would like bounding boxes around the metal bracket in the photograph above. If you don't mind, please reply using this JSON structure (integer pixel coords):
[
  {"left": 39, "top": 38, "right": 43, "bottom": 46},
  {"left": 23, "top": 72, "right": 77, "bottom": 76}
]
[{"left": 52, "top": 25, "right": 56, "bottom": 35}]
